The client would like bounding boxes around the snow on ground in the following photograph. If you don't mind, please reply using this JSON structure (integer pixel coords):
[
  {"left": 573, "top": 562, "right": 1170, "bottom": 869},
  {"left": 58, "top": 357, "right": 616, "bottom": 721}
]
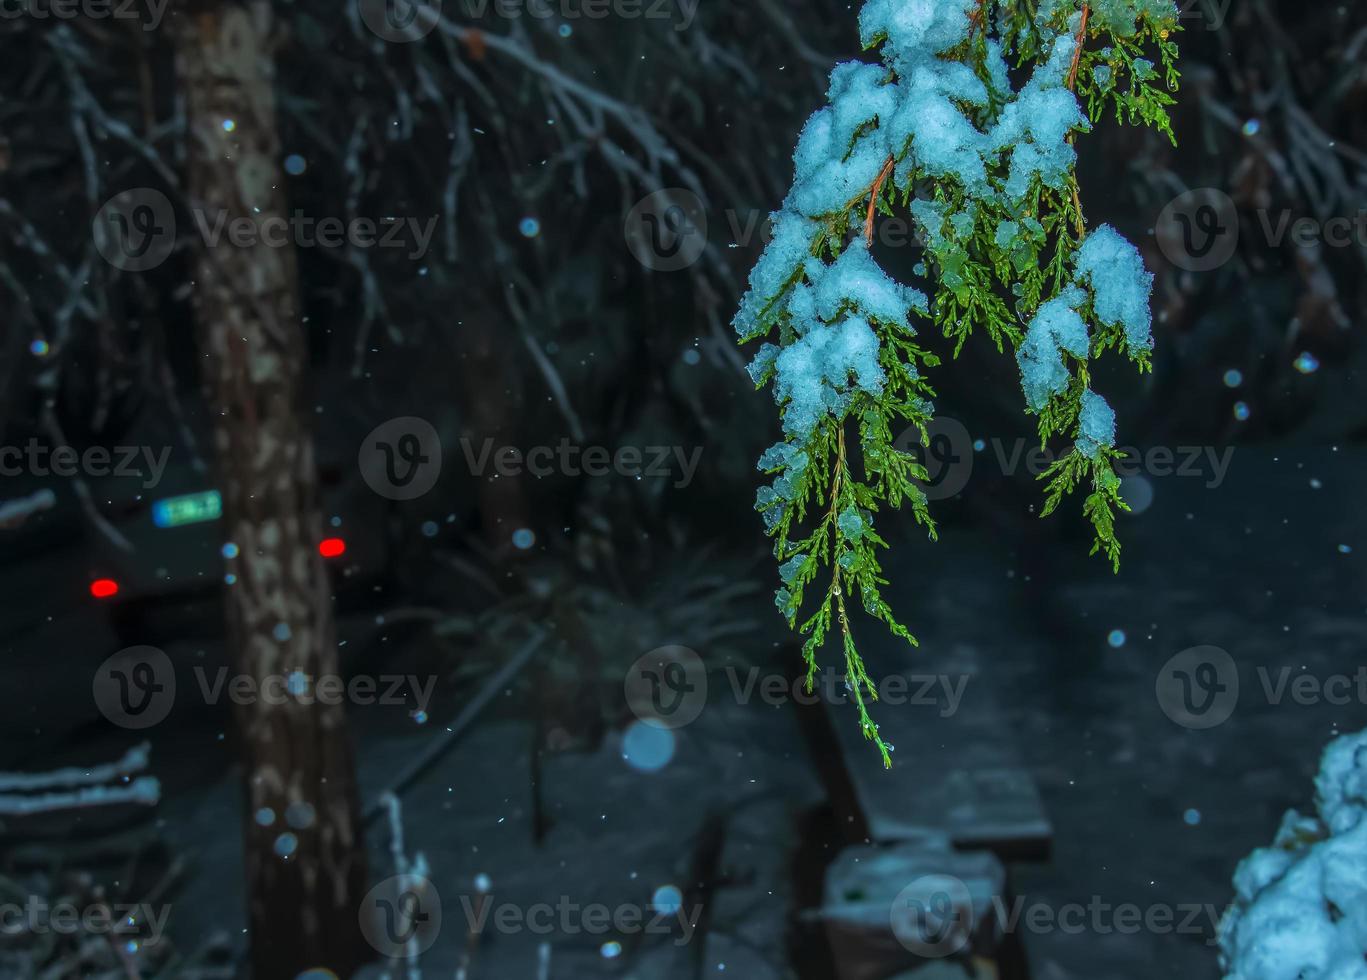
[{"left": 5, "top": 446, "right": 1360, "bottom": 979}]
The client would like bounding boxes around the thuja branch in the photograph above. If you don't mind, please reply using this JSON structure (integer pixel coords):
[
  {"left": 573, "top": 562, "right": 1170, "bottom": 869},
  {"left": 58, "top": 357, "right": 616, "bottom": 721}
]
[{"left": 736, "top": 0, "right": 1180, "bottom": 755}]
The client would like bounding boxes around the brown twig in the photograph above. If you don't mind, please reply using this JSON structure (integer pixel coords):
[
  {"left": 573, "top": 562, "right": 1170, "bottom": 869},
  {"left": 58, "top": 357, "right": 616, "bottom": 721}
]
[
  {"left": 969, "top": 0, "right": 989, "bottom": 32},
  {"left": 1066, "top": 5, "right": 1091, "bottom": 237},
  {"left": 864, "top": 155, "right": 896, "bottom": 246},
  {"left": 1066, "top": 5, "right": 1091, "bottom": 91},
  {"left": 823, "top": 425, "right": 850, "bottom": 648}
]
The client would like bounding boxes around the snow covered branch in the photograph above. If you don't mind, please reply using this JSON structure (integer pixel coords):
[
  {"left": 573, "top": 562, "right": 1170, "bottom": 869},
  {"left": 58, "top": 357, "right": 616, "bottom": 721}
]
[
  {"left": 736, "top": 0, "right": 1181, "bottom": 759},
  {"left": 1219, "top": 728, "right": 1367, "bottom": 979},
  {"left": 0, "top": 743, "right": 161, "bottom": 818}
]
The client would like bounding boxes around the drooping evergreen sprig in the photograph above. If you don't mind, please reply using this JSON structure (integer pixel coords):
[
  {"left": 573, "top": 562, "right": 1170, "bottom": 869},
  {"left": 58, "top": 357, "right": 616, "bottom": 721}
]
[{"left": 736, "top": 0, "right": 1181, "bottom": 763}]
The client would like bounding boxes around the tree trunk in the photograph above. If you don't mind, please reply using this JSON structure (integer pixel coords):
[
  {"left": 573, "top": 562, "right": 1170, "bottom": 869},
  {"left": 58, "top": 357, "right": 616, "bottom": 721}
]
[{"left": 174, "top": 4, "right": 368, "bottom": 976}]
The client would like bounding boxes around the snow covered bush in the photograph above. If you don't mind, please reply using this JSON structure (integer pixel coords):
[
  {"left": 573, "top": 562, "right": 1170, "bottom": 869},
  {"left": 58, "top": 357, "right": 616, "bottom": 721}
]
[
  {"left": 735, "top": 0, "right": 1180, "bottom": 761},
  {"left": 1219, "top": 729, "right": 1367, "bottom": 980}
]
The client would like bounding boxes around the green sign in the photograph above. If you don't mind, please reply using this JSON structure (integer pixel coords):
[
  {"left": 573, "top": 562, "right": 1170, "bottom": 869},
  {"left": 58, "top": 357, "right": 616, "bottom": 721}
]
[{"left": 152, "top": 490, "right": 223, "bottom": 528}]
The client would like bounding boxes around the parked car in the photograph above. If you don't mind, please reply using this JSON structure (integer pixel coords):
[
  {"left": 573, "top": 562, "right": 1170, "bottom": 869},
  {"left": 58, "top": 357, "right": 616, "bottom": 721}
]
[{"left": 85, "top": 443, "right": 395, "bottom": 647}]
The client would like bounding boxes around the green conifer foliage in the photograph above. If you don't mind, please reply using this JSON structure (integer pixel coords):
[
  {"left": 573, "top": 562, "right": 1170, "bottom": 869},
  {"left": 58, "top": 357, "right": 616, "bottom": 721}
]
[{"left": 736, "top": 0, "right": 1181, "bottom": 764}]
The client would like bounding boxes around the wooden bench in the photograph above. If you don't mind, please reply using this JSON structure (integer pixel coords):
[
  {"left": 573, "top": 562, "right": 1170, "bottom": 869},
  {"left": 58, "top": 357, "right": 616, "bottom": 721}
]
[
  {"left": 821, "top": 641, "right": 1052, "bottom": 862},
  {"left": 821, "top": 838, "right": 1007, "bottom": 980}
]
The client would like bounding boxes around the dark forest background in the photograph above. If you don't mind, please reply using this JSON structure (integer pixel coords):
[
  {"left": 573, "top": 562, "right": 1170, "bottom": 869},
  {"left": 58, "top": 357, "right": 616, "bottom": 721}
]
[{"left": 0, "top": 1, "right": 1363, "bottom": 978}]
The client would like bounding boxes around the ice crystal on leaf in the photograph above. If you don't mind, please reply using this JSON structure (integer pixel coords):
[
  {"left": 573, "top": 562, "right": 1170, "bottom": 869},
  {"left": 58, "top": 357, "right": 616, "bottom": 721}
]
[
  {"left": 1074, "top": 223, "right": 1155, "bottom": 350},
  {"left": 773, "top": 316, "right": 886, "bottom": 439},
  {"left": 1018, "top": 286, "right": 1090, "bottom": 411},
  {"left": 1076, "top": 388, "right": 1117, "bottom": 458},
  {"left": 735, "top": 0, "right": 1180, "bottom": 764}
]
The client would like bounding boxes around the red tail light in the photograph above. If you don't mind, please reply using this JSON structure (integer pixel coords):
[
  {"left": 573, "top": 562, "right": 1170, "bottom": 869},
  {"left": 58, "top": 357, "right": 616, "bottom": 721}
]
[
  {"left": 90, "top": 578, "right": 120, "bottom": 599},
  {"left": 318, "top": 538, "right": 346, "bottom": 559}
]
